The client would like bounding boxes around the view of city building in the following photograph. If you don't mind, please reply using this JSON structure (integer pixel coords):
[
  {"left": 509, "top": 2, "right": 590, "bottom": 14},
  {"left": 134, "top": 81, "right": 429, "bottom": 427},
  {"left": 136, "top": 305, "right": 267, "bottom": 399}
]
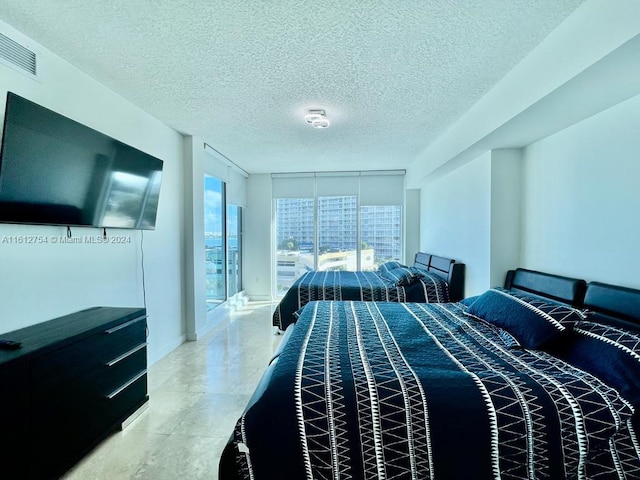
[{"left": 275, "top": 196, "right": 402, "bottom": 294}]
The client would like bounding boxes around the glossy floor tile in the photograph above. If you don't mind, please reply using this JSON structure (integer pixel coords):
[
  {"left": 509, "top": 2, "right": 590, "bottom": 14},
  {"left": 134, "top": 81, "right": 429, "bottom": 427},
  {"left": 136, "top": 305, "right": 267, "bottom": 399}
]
[{"left": 62, "top": 301, "right": 281, "bottom": 480}]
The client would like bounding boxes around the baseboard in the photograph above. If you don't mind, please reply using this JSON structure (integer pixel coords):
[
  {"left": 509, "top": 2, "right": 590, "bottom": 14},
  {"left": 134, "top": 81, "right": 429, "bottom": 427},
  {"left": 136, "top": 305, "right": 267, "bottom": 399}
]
[
  {"left": 248, "top": 295, "right": 273, "bottom": 302},
  {"left": 148, "top": 333, "right": 187, "bottom": 366}
]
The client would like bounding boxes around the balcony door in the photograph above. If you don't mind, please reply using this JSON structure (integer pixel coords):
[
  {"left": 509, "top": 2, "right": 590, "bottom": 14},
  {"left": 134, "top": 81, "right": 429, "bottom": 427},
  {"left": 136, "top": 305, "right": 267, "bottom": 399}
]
[{"left": 205, "top": 175, "right": 225, "bottom": 309}]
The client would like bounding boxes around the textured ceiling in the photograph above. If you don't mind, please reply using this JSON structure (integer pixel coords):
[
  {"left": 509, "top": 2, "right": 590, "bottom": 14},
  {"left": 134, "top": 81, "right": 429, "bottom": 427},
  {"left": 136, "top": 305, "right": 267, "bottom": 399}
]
[{"left": 0, "top": 0, "right": 584, "bottom": 174}]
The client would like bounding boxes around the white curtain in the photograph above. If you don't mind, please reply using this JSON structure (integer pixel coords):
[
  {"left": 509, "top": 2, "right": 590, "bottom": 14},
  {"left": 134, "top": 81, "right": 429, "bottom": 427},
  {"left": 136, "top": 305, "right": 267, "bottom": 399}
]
[{"left": 272, "top": 170, "right": 404, "bottom": 202}]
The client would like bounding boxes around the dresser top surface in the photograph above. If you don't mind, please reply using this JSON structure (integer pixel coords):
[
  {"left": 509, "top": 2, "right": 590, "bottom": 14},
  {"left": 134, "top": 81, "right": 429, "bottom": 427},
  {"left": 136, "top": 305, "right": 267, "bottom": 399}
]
[{"left": 0, "top": 306, "right": 146, "bottom": 365}]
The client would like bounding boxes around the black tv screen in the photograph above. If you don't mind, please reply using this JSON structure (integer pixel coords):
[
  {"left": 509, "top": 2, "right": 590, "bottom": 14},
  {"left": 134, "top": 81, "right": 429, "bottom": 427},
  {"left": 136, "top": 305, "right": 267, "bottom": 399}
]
[{"left": 0, "top": 92, "right": 163, "bottom": 230}]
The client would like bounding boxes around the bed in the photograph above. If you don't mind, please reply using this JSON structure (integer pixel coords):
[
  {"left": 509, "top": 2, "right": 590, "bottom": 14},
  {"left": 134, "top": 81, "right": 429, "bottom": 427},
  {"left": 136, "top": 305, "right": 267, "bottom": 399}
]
[
  {"left": 221, "top": 268, "right": 640, "bottom": 479},
  {"left": 273, "top": 252, "right": 465, "bottom": 331}
]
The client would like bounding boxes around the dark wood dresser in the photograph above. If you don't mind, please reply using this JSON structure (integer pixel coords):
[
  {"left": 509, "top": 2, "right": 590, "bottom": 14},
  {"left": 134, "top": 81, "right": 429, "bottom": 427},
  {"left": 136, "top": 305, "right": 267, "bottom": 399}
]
[{"left": 0, "top": 307, "right": 148, "bottom": 479}]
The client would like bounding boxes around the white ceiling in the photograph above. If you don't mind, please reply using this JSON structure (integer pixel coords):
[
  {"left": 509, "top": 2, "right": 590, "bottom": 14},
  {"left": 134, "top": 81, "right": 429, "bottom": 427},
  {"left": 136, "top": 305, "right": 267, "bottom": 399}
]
[{"left": 0, "top": 0, "right": 585, "bottom": 174}]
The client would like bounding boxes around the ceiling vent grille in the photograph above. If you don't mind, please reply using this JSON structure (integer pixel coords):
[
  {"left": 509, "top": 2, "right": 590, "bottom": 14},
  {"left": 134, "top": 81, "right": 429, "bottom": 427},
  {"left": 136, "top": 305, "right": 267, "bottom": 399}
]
[{"left": 0, "top": 32, "right": 36, "bottom": 76}]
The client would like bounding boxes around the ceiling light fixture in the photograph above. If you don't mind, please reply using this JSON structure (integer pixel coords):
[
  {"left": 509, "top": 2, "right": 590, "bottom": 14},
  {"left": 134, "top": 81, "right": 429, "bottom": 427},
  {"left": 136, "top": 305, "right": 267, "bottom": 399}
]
[{"left": 305, "top": 109, "right": 330, "bottom": 129}]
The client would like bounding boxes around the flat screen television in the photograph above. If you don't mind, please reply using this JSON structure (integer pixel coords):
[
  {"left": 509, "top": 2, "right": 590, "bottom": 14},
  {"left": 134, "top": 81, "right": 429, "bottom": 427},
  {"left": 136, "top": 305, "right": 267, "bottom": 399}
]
[{"left": 0, "top": 92, "right": 163, "bottom": 230}]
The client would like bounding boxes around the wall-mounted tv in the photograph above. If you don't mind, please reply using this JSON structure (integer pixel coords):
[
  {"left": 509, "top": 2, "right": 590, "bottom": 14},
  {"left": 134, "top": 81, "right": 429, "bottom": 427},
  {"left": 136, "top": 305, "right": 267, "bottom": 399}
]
[{"left": 0, "top": 92, "right": 163, "bottom": 230}]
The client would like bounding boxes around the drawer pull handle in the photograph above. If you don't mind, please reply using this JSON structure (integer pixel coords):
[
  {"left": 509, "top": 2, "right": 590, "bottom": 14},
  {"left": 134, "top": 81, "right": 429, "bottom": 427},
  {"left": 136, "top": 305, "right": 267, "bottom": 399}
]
[
  {"left": 107, "top": 370, "right": 147, "bottom": 400},
  {"left": 105, "top": 315, "right": 147, "bottom": 334},
  {"left": 106, "top": 343, "right": 147, "bottom": 367}
]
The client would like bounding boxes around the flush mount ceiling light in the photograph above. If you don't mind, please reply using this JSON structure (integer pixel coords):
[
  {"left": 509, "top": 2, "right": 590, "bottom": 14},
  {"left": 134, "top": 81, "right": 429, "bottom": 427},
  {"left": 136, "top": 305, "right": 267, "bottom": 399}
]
[{"left": 305, "top": 109, "right": 330, "bottom": 129}]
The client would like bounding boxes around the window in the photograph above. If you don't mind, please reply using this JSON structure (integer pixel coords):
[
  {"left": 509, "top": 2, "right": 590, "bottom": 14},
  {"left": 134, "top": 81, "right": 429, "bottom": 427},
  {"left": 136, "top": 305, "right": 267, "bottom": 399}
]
[
  {"left": 205, "top": 175, "right": 225, "bottom": 309},
  {"left": 273, "top": 172, "right": 404, "bottom": 296},
  {"left": 275, "top": 197, "right": 314, "bottom": 295},
  {"left": 317, "top": 195, "right": 357, "bottom": 271},
  {"left": 360, "top": 205, "right": 402, "bottom": 270}
]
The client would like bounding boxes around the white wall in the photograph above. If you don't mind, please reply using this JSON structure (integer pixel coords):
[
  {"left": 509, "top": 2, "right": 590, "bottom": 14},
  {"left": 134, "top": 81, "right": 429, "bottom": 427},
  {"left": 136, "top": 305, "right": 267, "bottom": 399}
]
[
  {"left": 420, "top": 93, "right": 640, "bottom": 295},
  {"left": 244, "top": 174, "right": 272, "bottom": 300},
  {"left": 521, "top": 93, "right": 640, "bottom": 289},
  {"left": 0, "top": 21, "right": 186, "bottom": 364},
  {"left": 419, "top": 149, "right": 522, "bottom": 296},
  {"left": 420, "top": 152, "right": 492, "bottom": 296},
  {"left": 182, "top": 137, "right": 207, "bottom": 340},
  {"left": 405, "top": 189, "right": 421, "bottom": 263},
  {"left": 489, "top": 149, "right": 522, "bottom": 288}
]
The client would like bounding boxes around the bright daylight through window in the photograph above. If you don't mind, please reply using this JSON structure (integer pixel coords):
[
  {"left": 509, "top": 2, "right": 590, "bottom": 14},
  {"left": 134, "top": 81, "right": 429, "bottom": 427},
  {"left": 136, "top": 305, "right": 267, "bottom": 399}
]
[{"left": 275, "top": 197, "right": 402, "bottom": 296}]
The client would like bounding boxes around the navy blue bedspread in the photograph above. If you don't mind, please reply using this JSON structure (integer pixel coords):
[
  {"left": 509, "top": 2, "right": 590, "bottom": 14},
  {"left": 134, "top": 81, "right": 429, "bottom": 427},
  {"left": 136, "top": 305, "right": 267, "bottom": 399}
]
[
  {"left": 222, "top": 301, "right": 640, "bottom": 480},
  {"left": 273, "top": 270, "right": 450, "bottom": 330}
]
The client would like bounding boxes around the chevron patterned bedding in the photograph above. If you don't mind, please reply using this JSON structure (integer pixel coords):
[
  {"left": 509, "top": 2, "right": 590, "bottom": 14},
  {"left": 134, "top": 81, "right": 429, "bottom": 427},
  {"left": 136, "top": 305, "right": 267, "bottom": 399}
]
[
  {"left": 224, "top": 300, "right": 640, "bottom": 480},
  {"left": 273, "top": 270, "right": 450, "bottom": 330}
]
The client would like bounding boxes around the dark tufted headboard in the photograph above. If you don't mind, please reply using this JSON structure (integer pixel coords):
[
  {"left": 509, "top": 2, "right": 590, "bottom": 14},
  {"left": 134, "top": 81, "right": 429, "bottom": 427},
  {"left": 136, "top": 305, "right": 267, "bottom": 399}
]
[
  {"left": 503, "top": 269, "right": 640, "bottom": 327},
  {"left": 583, "top": 281, "right": 640, "bottom": 330},
  {"left": 414, "top": 252, "right": 465, "bottom": 301},
  {"left": 504, "top": 268, "right": 587, "bottom": 307}
]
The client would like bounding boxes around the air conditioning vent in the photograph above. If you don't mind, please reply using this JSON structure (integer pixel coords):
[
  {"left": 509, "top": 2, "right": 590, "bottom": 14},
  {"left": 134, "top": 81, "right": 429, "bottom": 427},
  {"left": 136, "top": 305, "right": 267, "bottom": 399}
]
[{"left": 0, "top": 32, "right": 36, "bottom": 76}]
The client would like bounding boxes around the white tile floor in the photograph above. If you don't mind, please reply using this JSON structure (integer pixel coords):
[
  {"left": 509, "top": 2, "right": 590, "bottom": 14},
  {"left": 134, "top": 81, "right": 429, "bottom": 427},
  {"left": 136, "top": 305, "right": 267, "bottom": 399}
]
[{"left": 62, "top": 301, "right": 281, "bottom": 480}]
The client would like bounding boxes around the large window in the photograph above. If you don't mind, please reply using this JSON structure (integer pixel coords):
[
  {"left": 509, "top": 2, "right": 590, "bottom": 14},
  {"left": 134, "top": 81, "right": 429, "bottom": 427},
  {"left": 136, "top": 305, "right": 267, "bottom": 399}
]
[
  {"left": 275, "top": 197, "right": 314, "bottom": 295},
  {"left": 273, "top": 172, "right": 404, "bottom": 296},
  {"left": 360, "top": 205, "right": 402, "bottom": 270},
  {"left": 317, "top": 195, "right": 358, "bottom": 271},
  {"left": 205, "top": 175, "right": 225, "bottom": 309}
]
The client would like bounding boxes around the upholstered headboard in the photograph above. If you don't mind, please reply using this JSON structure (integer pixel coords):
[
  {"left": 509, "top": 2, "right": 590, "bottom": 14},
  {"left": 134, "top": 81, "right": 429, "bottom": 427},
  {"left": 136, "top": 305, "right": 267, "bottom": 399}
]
[
  {"left": 583, "top": 281, "right": 640, "bottom": 329},
  {"left": 414, "top": 252, "right": 465, "bottom": 301},
  {"left": 504, "top": 268, "right": 587, "bottom": 307},
  {"left": 503, "top": 269, "right": 640, "bottom": 325}
]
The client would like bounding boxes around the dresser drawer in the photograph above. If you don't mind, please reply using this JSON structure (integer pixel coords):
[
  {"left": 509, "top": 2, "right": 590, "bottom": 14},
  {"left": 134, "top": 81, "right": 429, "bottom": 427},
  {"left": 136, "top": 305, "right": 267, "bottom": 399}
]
[
  {"left": 102, "top": 370, "right": 148, "bottom": 425},
  {"left": 95, "top": 343, "right": 147, "bottom": 396},
  {"left": 31, "top": 315, "right": 146, "bottom": 394}
]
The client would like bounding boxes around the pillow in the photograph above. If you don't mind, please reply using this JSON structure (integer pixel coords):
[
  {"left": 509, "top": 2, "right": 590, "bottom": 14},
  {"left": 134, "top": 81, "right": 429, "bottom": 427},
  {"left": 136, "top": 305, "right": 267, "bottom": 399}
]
[
  {"left": 378, "top": 261, "right": 406, "bottom": 275},
  {"left": 459, "top": 295, "right": 480, "bottom": 307},
  {"left": 407, "top": 266, "right": 427, "bottom": 278},
  {"left": 466, "top": 288, "right": 584, "bottom": 349},
  {"left": 379, "top": 266, "right": 416, "bottom": 286},
  {"left": 503, "top": 288, "right": 586, "bottom": 329},
  {"left": 546, "top": 319, "right": 640, "bottom": 403}
]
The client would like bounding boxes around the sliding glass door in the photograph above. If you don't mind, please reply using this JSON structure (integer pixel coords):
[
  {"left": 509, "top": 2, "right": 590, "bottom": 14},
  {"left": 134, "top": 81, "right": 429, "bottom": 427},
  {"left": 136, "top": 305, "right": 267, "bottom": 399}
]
[
  {"left": 205, "top": 175, "right": 225, "bottom": 309},
  {"left": 204, "top": 174, "right": 244, "bottom": 309}
]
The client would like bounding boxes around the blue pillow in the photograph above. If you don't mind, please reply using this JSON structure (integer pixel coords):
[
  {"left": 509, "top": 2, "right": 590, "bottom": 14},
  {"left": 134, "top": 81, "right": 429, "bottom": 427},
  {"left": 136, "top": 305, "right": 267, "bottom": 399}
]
[
  {"left": 546, "top": 318, "right": 640, "bottom": 404},
  {"left": 379, "top": 266, "right": 416, "bottom": 286},
  {"left": 459, "top": 295, "right": 480, "bottom": 307},
  {"left": 466, "top": 288, "right": 584, "bottom": 349},
  {"left": 407, "top": 266, "right": 427, "bottom": 278},
  {"left": 378, "top": 261, "right": 406, "bottom": 275},
  {"left": 504, "top": 288, "right": 585, "bottom": 328}
]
